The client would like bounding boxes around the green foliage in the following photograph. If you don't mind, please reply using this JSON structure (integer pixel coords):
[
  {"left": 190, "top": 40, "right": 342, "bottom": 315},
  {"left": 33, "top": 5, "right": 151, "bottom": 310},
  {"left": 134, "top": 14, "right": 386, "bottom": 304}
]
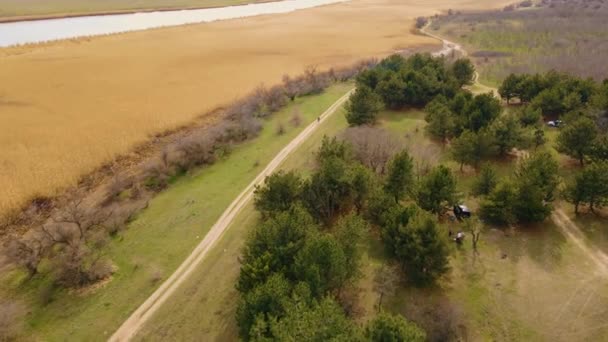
[
  {"left": 480, "top": 180, "right": 517, "bottom": 225},
  {"left": 270, "top": 298, "right": 361, "bottom": 341},
  {"left": 450, "top": 130, "right": 495, "bottom": 170},
  {"left": 384, "top": 150, "right": 415, "bottom": 202},
  {"left": 518, "top": 106, "right": 542, "bottom": 127},
  {"left": 425, "top": 99, "right": 455, "bottom": 142},
  {"left": 365, "top": 312, "right": 426, "bottom": 342},
  {"left": 354, "top": 53, "right": 472, "bottom": 112},
  {"left": 416, "top": 165, "right": 458, "bottom": 215},
  {"left": 317, "top": 135, "right": 351, "bottom": 164},
  {"left": 335, "top": 214, "right": 368, "bottom": 281},
  {"left": 481, "top": 152, "right": 559, "bottom": 224},
  {"left": 534, "top": 127, "right": 546, "bottom": 149},
  {"left": 377, "top": 74, "right": 407, "bottom": 109},
  {"left": 564, "top": 161, "right": 608, "bottom": 213},
  {"left": 345, "top": 86, "right": 384, "bottom": 126},
  {"left": 366, "top": 189, "right": 402, "bottom": 227},
  {"left": 590, "top": 135, "right": 608, "bottom": 162},
  {"left": 465, "top": 93, "right": 502, "bottom": 131},
  {"left": 499, "top": 73, "right": 523, "bottom": 104},
  {"left": 499, "top": 71, "right": 599, "bottom": 118},
  {"left": 351, "top": 164, "right": 375, "bottom": 214},
  {"left": 293, "top": 233, "right": 349, "bottom": 298},
  {"left": 254, "top": 171, "right": 303, "bottom": 217},
  {"left": 393, "top": 209, "right": 450, "bottom": 285},
  {"left": 380, "top": 205, "right": 415, "bottom": 257},
  {"left": 236, "top": 274, "right": 292, "bottom": 341},
  {"left": 472, "top": 164, "right": 498, "bottom": 196},
  {"left": 237, "top": 206, "right": 317, "bottom": 293},
  {"left": 302, "top": 156, "right": 355, "bottom": 224},
  {"left": 489, "top": 115, "right": 522, "bottom": 156},
  {"left": 557, "top": 117, "right": 599, "bottom": 165},
  {"left": 517, "top": 151, "right": 560, "bottom": 203},
  {"left": 452, "top": 58, "right": 475, "bottom": 87}
]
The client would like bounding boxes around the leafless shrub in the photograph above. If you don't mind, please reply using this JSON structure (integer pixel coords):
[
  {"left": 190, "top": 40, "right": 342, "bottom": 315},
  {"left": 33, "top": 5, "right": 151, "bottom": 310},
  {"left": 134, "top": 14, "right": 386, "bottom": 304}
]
[
  {"left": 103, "top": 173, "right": 134, "bottom": 205},
  {"left": 149, "top": 265, "right": 163, "bottom": 284},
  {"left": 519, "top": 0, "right": 533, "bottom": 7},
  {"left": 5, "top": 233, "right": 45, "bottom": 277},
  {"left": 436, "top": 1, "right": 608, "bottom": 81},
  {"left": 0, "top": 300, "right": 26, "bottom": 341},
  {"left": 341, "top": 127, "right": 404, "bottom": 174},
  {"left": 276, "top": 122, "right": 286, "bottom": 136},
  {"left": 290, "top": 108, "right": 303, "bottom": 127},
  {"left": 4, "top": 58, "right": 373, "bottom": 290},
  {"left": 416, "top": 16, "right": 429, "bottom": 29},
  {"left": 470, "top": 50, "right": 512, "bottom": 58}
]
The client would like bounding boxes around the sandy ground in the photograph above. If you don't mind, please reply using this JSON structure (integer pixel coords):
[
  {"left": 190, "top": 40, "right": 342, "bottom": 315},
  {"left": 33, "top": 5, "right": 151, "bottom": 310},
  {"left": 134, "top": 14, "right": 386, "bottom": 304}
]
[{"left": 0, "top": 0, "right": 513, "bottom": 219}]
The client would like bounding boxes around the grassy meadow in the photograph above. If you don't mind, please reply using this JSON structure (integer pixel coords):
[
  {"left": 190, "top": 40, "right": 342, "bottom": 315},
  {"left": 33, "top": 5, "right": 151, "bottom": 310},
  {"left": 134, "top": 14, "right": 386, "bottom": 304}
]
[
  {"left": 134, "top": 101, "right": 608, "bottom": 341},
  {"left": 0, "top": 83, "right": 353, "bottom": 341},
  {"left": 0, "top": 0, "right": 518, "bottom": 223},
  {"left": 432, "top": 1, "right": 608, "bottom": 86}
]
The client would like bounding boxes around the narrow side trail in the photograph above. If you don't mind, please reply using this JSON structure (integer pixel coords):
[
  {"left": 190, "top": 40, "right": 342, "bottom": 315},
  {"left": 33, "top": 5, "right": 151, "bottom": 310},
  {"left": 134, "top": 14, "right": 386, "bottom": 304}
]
[
  {"left": 421, "top": 23, "right": 608, "bottom": 278},
  {"left": 109, "top": 89, "right": 354, "bottom": 342}
]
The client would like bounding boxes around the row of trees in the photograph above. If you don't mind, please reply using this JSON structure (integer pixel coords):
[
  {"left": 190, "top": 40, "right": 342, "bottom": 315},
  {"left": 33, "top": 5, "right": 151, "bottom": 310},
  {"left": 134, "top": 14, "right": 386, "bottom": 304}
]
[
  {"left": 345, "top": 54, "right": 476, "bottom": 126},
  {"left": 3, "top": 61, "right": 377, "bottom": 294},
  {"left": 237, "top": 137, "right": 432, "bottom": 340},
  {"left": 499, "top": 72, "right": 608, "bottom": 166},
  {"left": 496, "top": 72, "right": 608, "bottom": 214}
]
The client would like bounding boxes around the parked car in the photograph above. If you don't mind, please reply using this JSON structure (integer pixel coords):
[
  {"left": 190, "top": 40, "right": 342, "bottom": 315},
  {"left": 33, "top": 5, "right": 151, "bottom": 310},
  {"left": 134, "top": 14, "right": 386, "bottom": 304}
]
[
  {"left": 453, "top": 205, "right": 471, "bottom": 219},
  {"left": 547, "top": 120, "right": 563, "bottom": 128}
]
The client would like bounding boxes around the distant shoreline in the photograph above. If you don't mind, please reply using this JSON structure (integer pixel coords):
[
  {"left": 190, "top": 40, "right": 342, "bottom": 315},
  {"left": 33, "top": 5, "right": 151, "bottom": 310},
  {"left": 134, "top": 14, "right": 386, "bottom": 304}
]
[{"left": 0, "top": 0, "right": 276, "bottom": 24}]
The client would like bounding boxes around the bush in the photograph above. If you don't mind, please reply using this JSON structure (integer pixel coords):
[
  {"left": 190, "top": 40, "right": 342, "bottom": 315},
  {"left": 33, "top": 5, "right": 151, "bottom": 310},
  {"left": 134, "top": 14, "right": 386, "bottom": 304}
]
[{"left": 415, "top": 16, "right": 429, "bottom": 29}]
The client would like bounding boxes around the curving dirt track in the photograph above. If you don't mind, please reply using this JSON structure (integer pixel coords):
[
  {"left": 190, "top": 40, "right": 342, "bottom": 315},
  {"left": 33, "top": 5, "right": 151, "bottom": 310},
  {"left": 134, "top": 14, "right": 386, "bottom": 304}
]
[
  {"left": 423, "top": 25, "right": 608, "bottom": 278},
  {"left": 109, "top": 89, "right": 353, "bottom": 342}
]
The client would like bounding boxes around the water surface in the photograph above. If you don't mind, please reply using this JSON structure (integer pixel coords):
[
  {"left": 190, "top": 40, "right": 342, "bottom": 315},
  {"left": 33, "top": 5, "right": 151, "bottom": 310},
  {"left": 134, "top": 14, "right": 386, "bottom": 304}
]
[{"left": 0, "top": 0, "right": 347, "bottom": 47}]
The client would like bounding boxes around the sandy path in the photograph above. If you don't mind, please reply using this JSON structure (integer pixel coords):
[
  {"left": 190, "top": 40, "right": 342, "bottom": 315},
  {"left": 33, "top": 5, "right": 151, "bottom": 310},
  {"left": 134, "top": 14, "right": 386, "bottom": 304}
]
[
  {"left": 552, "top": 210, "right": 608, "bottom": 277},
  {"left": 422, "top": 24, "right": 608, "bottom": 278},
  {"left": 109, "top": 88, "right": 354, "bottom": 342}
]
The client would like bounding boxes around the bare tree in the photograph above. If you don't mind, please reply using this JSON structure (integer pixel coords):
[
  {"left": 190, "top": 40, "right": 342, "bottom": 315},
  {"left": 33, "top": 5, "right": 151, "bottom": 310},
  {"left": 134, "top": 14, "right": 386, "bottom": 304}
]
[
  {"left": 463, "top": 217, "right": 482, "bottom": 254},
  {"left": 341, "top": 127, "right": 404, "bottom": 174},
  {"left": 373, "top": 264, "right": 400, "bottom": 311}
]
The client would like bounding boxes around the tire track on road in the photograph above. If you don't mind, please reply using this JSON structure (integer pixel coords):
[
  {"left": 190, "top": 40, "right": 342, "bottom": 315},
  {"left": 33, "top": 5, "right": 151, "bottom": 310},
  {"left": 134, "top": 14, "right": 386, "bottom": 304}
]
[{"left": 109, "top": 88, "right": 354, "bottom": 342}]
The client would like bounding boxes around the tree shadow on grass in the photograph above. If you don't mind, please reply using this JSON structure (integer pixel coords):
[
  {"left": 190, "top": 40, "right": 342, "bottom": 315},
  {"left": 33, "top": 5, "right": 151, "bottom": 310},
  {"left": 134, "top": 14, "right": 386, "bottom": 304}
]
[
  {"left": 571, "top": 209, "right": 608, "bottom": 254},
  {"left": 491, "top": 221, "right": 567, "bottom": 273},
  {"left": 384, "top": 281, "right": 467, "bottom": 342}
]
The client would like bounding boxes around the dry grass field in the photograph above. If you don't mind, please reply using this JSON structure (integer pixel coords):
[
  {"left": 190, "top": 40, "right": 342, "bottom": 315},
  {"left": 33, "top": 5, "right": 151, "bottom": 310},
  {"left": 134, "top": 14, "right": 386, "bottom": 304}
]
[{"left": 0, "top": 0, "right": 513, "bottom": 222}]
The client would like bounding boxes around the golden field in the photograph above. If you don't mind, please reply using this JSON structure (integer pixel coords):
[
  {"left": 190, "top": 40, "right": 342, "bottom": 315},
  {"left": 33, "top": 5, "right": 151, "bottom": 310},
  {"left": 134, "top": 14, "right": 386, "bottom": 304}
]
[{"left": 0, "top": 0, "right": 513, "bottom": 220}]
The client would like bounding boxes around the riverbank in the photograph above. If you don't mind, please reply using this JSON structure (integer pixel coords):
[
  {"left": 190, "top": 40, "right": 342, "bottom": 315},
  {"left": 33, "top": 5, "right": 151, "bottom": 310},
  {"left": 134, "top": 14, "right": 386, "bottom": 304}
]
[
  {"left": 0, "top": 0, "right": 273, "bottom": 23},
  {"left": 0, "top": 0, "right": 513, "bottom": 234}
]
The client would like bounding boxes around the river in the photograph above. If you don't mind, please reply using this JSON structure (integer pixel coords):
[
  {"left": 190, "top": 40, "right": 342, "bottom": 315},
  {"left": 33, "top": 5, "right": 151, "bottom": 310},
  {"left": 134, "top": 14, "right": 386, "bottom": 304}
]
[{"left": 0, "top": 0, "right": 347, "bottom": 48}]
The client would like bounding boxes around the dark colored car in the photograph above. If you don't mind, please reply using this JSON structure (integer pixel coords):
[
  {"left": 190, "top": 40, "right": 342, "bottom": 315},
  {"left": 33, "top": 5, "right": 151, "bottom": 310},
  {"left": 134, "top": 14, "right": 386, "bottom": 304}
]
[{"left": 453, "top": 205, "right": 471, "bottom": 219}]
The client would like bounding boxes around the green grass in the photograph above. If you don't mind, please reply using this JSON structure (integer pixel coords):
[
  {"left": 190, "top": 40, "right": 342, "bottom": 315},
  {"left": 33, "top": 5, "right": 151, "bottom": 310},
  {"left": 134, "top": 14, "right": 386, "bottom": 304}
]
[
  {"left": 135, "top": 106, "right": 608, "bottom": 341},
  {"left": 0, "top": 83, "right": 353, "bottom": 342},
  {"left": 0, "top": 0, "right": 267, "bottom": 18},
  {"left": 135, "top": 94, "right": 353, "bottom": 341}
]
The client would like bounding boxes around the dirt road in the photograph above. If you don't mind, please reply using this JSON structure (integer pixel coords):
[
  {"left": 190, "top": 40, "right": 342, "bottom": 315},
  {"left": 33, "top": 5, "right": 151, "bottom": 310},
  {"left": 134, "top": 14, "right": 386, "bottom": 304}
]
[
  {"left": 109, "top": 89, "right": 354, "bottom": 342},
  {"left": 422, "top": 24, "right": 608, "bottom": 278},
  {"left": 552, "top": 209, "right": 608, "bottom": 277}
]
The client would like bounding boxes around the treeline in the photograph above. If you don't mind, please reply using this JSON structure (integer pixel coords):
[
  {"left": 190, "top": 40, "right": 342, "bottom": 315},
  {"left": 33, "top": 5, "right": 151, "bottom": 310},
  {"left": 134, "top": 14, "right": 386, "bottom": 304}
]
[
  {"left": 237, "top": 121, "right": 469, "bottom": 339},
  {"left": 498, "top": 71, "right": 608, "bottom": 214},
  {"left": 344, "top": 53, "right": 475, "bottom": 126},
  {"left": 344, "top": 54, "right": 574, "bottom": 226},
  {"left": 2, "top": 61, "right": 373, "bottom": 300}
]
